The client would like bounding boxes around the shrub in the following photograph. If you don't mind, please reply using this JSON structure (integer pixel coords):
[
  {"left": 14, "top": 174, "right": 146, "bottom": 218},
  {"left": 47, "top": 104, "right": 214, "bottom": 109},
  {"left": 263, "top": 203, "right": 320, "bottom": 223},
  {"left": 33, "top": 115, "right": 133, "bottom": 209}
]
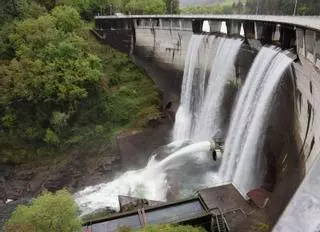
[{"left": 4, "top": 190, "right": 82, "bottom": 232}]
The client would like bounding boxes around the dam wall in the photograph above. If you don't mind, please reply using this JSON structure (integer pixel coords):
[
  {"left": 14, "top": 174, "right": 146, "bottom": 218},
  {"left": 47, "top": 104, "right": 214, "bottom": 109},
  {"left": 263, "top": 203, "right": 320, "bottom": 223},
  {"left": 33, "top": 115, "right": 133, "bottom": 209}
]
[{"left": 94, "top": 15, "right": 320, "bottom": 223}]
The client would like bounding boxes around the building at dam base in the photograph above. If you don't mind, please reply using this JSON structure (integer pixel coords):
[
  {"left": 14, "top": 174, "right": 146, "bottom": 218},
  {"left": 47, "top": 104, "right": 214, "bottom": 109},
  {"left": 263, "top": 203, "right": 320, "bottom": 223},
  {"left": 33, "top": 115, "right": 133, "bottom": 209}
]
[{"left": 89, "top": 14, "right": 320, "bottom": 231}]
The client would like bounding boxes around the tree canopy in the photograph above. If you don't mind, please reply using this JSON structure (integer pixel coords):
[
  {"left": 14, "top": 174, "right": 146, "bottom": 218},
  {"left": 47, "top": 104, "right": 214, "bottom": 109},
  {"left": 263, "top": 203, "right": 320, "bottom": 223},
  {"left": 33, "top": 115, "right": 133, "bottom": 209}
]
[
  {"left": 125, "top": 0, "right": 166, "bottom": 14},
  {"left": 181, "top": 0, "right": 320, "bottom": 15},
  {"left": 0, "top": 6, "right": 101, "bottom": 147},
  {"left": 4, "top": 190, "right": 82, "bottom": 232},
  {"left": 0, "top": 1, "right": 160, "bottom": 163}
]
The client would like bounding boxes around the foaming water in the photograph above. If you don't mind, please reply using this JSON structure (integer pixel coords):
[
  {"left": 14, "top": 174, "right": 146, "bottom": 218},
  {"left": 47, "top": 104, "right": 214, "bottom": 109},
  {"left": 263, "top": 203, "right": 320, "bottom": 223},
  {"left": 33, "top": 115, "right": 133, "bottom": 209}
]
[
  {"left": 220, "top": 47, "right": 293, "bottom": 196},
  {"left": 75, "top": 141, "right": 213, "bottom": 216}
]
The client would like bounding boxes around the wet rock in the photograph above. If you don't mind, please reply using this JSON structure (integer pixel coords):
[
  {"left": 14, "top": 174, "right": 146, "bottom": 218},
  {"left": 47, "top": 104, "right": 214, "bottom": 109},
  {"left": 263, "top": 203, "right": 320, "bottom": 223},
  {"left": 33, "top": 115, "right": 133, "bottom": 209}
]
[{"left": 119, "top": 195, "right": 163, "bottom": 212}]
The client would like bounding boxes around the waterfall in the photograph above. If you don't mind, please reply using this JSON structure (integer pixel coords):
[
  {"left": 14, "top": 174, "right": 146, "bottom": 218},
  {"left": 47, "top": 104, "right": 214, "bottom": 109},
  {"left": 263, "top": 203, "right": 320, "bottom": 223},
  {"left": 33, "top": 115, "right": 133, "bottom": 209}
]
[
  {"left": 75, "top": 37, "right": 294, "bottom": 216},
  {"left": 173, "top": 35, "right": 243, "bottom": 141},
  {"left": 173, "top": 35, "right": 210, "bottom": 140},
  {"left": 219, "top": 47, "right": 293, "bottom": 197}
]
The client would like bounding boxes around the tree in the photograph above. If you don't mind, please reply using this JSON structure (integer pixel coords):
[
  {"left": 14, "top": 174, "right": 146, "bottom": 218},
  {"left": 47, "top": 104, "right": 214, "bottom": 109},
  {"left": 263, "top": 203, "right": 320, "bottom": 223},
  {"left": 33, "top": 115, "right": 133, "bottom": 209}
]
[
  {"left": 4, "top": 190, "right": 82, "bottom": 232},
  {"left": 0, "top": 0, "right": 46, "bottom": 25},
  {"left": 0, "top": 6, "right": 101, "bottom": 145},
  {"left": 125, "top": 0, "right": 166, "bottom": 14},
  {"left": 51, "top": 6, "right": 82, "bottom": 32},
  {"left": 164, "top": 0, "right": 179, "bottom": 14},
  {"left": 58, "top": 0, "right": 113, "bottom": 19},
  {"left": 34, "top": 0, "right": 56, "bottom": 10}
]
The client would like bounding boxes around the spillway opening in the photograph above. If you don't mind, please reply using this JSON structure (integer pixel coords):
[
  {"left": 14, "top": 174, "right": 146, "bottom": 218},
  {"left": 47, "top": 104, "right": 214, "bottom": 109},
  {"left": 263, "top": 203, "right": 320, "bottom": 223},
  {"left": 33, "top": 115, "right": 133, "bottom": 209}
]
[{"left": 202, "top": 20, "right": 210, "bottom": 33}]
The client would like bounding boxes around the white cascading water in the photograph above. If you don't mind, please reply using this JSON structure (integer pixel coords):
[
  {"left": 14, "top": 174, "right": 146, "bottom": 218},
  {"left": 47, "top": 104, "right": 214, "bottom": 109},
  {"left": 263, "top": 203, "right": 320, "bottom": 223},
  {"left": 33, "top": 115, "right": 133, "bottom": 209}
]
[
  {"left": 75, "top": 35, "right": 242, "bottom": 216},
  {"left": 219, "top": 47, "right": 293, "bottom": 196},
  {"left": 75, "top": 141, "right": 214, "bottom": 216},
  {"left": 173, "top": 35, "right": 243, "bottom": 141},
  {"left": 75, "top": 36, "right": 293, "bottom": 216}
]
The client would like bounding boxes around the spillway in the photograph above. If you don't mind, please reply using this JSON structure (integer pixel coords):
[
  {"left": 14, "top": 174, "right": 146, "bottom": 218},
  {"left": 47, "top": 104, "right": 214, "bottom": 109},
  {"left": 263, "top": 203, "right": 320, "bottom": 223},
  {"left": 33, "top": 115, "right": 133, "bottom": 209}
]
[
  {"left": 173, "top": 35, "right": 243, "bottom": 141},
  {"left": 220, "top": 47, "right": 293, "bottom": 197},
  {"left": 75, "top": 36, "right": 293, "bottom": 216}
]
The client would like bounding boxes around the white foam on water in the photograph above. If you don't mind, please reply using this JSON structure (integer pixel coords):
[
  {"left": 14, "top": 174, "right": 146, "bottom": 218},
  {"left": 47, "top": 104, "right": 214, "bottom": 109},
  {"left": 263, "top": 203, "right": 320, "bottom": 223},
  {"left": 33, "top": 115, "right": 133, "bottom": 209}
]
[{"left": 75, "top": 141, "right": 213, "bottom": 216}]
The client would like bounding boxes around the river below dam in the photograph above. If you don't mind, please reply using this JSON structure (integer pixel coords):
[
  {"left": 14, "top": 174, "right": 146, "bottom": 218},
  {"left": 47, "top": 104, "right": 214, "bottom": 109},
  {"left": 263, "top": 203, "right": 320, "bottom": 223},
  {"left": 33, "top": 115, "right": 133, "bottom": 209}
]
[{"left": 75, "top": 35, "right": 293, "bottom": 216}]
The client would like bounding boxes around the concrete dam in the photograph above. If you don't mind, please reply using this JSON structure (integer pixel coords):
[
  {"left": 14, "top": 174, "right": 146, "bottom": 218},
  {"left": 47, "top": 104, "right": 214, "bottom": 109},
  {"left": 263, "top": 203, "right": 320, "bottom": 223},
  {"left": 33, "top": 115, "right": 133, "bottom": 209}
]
[{"left": 77, "top": 15, "right": 320, "bottom": 231}]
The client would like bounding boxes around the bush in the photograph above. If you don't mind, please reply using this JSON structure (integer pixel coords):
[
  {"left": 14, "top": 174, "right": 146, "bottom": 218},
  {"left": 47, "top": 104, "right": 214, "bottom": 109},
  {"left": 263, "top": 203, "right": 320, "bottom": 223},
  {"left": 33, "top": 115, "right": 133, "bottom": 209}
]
[{"left": 4, "top": 190, "right": 82, "bottom": 232}]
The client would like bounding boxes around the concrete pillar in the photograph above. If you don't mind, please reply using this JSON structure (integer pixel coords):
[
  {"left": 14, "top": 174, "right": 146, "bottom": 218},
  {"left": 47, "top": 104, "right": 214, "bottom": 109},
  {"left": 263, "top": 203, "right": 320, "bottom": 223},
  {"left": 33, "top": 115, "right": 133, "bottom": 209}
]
[
  {"left": 159, "top": 19, "right": 163, "bottom": 29},
  {"left": 296, "top": 28, "right": 306, "bottom": 58},
  {"left": 305, "top": 29, "right": 316, "bottom": 63},
  {"left": 312, "top": 31, "right": 317, "bottom": 64},
  {"left": 315, "top": 32, "right": 320, "bottom": 69},
  {"left": 254, "top": 22, "right": 264, "bottom": 40},
  {"left": 209, "top": 20, "right": 222, "bottom": 33},
  {"left": 273, "top": 24, "right": 281, "bottom": 42}
]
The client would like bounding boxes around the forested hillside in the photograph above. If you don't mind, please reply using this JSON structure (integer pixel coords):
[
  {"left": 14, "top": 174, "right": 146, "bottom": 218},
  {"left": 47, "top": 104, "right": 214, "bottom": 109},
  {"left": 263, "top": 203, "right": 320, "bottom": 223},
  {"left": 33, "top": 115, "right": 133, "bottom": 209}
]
[
  {"left": 181, "top": 0, "right": 320, "bottom": 15},
  {"left": 0, "top": 0, "right": 181, "bottom": 163}
]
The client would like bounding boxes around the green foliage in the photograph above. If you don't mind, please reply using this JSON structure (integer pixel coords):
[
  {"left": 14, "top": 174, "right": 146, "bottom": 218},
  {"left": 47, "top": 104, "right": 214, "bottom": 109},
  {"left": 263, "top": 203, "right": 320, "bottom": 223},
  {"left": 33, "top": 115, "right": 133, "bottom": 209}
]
[
  {"left": 58, "top": 0, "right": 123, "bottom": 20},
  {"left": 0, "top": 23, "right": 16, "bottom": 59},
  {"left": 181, "top": 4, "right": 233, "bottom": 14},
  {"left": 125, "top": 0, "right": 166, "bottom": 14},
  {"left": 164, "top": 0, "right": 180, "bottom": 14},
  {"left": 0, "top": 0, "right": 46, "bottom": 24},
  {"left": 118, "top": 224, "right": 206, "bottom": 232},
  {"left": 181, "top": 0, "right": 319, "bottom": 15},
  {"left": 51, "top": 6, "right": 82, "bottom": 32},
  {"left": 44, "top": 128, "right": 60, "bottom": 145},
  {"left": 0, "top": 7, "right": 102, "bottom": 150},
  {"left": 34, "top": 0, "right": 57, "bottom": 10},
  {"left": 0, "top": 5, "right": 160, "bottom": 163},
  {"left": 244, "top": 0, "right": 320, "bottom": 15},
  {"left": 4, "top": 190, "right": 82, "bottom": 232}
]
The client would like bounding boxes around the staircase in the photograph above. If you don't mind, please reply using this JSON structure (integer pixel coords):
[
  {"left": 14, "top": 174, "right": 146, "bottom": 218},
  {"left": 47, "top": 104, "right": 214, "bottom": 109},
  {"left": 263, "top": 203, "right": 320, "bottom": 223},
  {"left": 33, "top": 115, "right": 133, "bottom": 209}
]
[{"left": 211, "top": 210, "right": 229, "bottom": 232}]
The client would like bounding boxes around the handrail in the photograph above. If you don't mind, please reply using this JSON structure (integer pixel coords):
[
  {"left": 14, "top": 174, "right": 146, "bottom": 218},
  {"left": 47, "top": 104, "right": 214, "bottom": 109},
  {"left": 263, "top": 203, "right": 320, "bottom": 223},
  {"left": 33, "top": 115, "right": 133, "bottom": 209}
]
[{"left": 95, "top": 14, "right": 320, "bottom": 32}]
